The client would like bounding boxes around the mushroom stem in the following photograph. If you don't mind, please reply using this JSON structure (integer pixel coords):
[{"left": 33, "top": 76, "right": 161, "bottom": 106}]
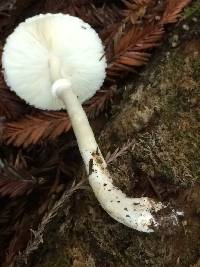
[{"left": 52, "top": 79, "right": 181, "bottom": 233}]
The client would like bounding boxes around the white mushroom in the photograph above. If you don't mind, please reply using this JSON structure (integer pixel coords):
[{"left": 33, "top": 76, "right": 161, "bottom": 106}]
[{"left": 2, "top": 13, "right": 182, "bottom": 232}]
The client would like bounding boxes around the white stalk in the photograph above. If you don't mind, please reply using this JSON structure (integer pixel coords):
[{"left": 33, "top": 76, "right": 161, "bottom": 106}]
[{"left": 52, "top": 79, "right": 181, "bottom": 233}]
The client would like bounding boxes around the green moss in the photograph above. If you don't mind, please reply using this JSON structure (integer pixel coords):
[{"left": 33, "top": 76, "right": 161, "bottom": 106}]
[
  {"left": 47, "top": 255, "right": 69, "bottom": 267},
  {"left": 129, "top": 50, "right": 200, "bottom": 186},
  {"left": 191, "top": 58, "right": 200, "bottom": 80},
  {"left": 184, "top": 0, "right": 200, "bottom": 19}
]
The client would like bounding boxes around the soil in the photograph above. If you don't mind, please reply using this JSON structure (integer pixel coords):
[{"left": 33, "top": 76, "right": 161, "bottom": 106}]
[{"left": 0, "top": 1, "right": 200, "bottom": 267}]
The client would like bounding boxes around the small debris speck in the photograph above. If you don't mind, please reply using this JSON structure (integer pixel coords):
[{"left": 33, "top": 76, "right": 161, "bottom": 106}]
[{"left": 182, "top": 24, "right": 189, "bottom": 31}]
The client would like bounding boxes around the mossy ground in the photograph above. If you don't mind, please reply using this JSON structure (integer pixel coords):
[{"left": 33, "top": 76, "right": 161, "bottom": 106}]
[{"left": 31, "top": 6, "right": 200, "bottom": 267}]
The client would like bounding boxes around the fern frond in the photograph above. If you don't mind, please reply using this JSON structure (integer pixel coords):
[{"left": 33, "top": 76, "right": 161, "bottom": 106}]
[
  {"left": 2, "top": 112, "right": 71, "bottom": 147},
  {"left": 0, "top": 178, "right": 35, "bottom": 198},
  {"left": 183, "top": 1, "right": 200, "bottom": 19},
  {"left": 162, "top": 0, "right": 192, "bottom": 24},
  {"left": 1, "top": 89, "right": 114, "bottom": 147},
  {"left": 107, "top": 24, "right": 164, "bottom": 78}
]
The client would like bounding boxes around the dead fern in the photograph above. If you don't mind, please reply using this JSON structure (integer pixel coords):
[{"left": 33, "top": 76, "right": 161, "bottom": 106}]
[
  {"left": 85, "top": 87, "right": 116, "bottom": 119},
  {"left": 0, "top": 158, "right": 40, "bottom": 198},
  {"left": 2, "top": 112, "right": 71, "bottom": 147},
  {"left": 1, "top": 89, "right": 114, "bottom": 147},
  {"left": 121, "top": 0, "right": 157, "bottom": 24},
  {"left": 106, "top": 24, "right": 164, "bottom": 78},
  {"left": 162, "top": 0, "right": 192, "bottom": 24},
  {"left": 45, "top": 0, "right": 122, "bottom": 31},
  {"left": 105, "top": 140, "right": 134, "bottom": 164},
  {"left": 0, "top": 178, "right": 35, "bottom": 198}
]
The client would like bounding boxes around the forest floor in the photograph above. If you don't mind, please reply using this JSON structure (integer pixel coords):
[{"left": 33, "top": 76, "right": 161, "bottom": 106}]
[
  {"left": 0, "top": 1, "right": 199, "bottom": 267},
  {"left": 32, "top": 6, "right": 200, "bottom": 267}
]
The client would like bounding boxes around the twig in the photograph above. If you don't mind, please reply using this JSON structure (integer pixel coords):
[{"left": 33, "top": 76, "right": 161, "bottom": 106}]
[{"left": 14, "top": 178, "right": 86, "bottom": 266}]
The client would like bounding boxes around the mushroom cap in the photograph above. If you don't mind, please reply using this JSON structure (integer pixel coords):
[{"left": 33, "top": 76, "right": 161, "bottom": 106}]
[{"left": 2, "top": 13, "right": 107, "bottom": 110}]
